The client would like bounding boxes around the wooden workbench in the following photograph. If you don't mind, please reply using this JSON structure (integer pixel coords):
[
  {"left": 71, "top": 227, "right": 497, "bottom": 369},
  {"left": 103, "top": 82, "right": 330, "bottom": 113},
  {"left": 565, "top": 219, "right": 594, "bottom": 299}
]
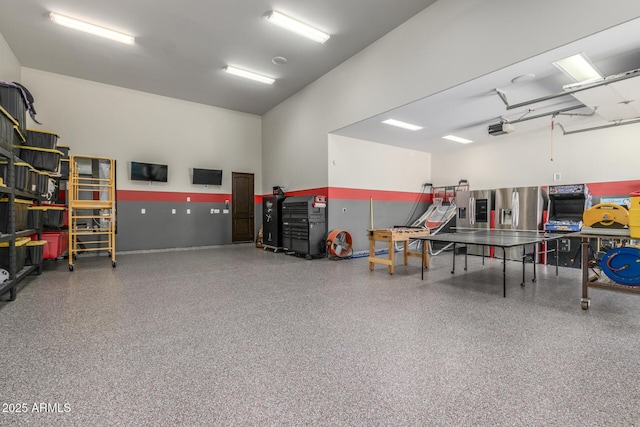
[{"left": 368, "top": 227, "right": 430, "bottom": 274}]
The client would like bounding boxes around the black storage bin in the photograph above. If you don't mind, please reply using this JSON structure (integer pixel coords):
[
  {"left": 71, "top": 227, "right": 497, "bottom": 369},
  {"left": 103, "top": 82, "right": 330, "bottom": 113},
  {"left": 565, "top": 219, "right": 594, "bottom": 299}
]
[
  {"left": 27, "top": 207, "right": 43, "bottom": 230},
  {"left": 25, "top": 129, "right": 59, "bottom": 149},
  {"left": 16, "top": 146, "right": 63, "bottom": 172},
  {"left": 33, "top": 205, "right": 66, "bottom": 228},
  {"left": 0, "top": 83, "right": 26, "bottom": 134},
  {"left": 34, "top": 171, "right": 49, "bottom": 196},
  {"left": 0, "top": 106, "right": 19, "bottom": 153},
  {"left": 27, "top": 166, "right": 38, "bottom": 194},
  {"left": 59, "top": 158, "right": 69, "bottom": 179},
  {"left": 0, "top": 198, "right": 30, "bottom": 233},
  {"left": 57, "top": 145, "right": 70, "bottom": 158},
  {"left": 25, "top": 240, "right": 46, "bottom": 266},
  {"left": 0, "top": 237, "right": 28, "bottom": 272},
  {"left": 0, "top": 161, "right": 30, "bottom": 191}
]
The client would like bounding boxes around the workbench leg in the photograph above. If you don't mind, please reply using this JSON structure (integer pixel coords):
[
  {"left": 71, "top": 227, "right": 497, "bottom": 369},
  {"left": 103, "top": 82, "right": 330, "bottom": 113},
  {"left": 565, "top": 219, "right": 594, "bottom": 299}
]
[
  {"left": 403, "top": 241, "right": 408, "bottom": 265},
  {"left": 369, "top": 238, "right": 375, "bottom": 271},
  {"left": 388, "top": 238, "right": 395, "bottom": 274}
]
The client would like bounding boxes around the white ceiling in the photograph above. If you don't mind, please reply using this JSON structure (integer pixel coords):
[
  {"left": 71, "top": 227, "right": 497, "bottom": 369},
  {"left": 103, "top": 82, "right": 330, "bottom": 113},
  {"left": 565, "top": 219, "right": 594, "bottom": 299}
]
[
  {"left": 0, "top": 0, "right": 437, "bottom": 116},
  {"left": 333, "top": 17, "right": 640, "bottom": 153},
  {"left": 2, "top": 2, "right": 640, "bottom": 156}
]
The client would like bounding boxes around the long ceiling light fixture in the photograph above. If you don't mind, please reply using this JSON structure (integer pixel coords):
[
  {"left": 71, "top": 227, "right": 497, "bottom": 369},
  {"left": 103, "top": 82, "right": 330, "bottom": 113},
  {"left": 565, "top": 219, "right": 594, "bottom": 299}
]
[
  {"left": 50, "top": 12, "right": 135, "bottom": 45},
  {"left": 552, "top": 53, "right": 602, "bottom": 83},
  {"left": 224, "top": 66, "right": 275, "bottom": 85},
  {"left": 442, "top": 135, "right": 473, "bottom": 144},
  {"left": 381, "top": 119, "right": 423, "bottom": 131},
  {"left": 267, "top": 10, "right": 330, "bottom": 44}
]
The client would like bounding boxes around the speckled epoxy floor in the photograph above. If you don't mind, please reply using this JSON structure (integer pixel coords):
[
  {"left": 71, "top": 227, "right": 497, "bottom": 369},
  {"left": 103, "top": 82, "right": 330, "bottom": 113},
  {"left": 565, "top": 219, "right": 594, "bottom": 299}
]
[{"left": 1, "top": 245, "right": 639, "bottom": 426}]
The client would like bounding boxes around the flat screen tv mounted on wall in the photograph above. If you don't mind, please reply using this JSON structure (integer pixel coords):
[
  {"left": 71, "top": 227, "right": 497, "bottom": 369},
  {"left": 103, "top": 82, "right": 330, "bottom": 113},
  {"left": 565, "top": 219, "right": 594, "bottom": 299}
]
[
  {"left": 192, "top": 168, "right": 223, "bottom": 185},
  {"left": 130, "top": 161, "right": 168, "bottom": 182}
]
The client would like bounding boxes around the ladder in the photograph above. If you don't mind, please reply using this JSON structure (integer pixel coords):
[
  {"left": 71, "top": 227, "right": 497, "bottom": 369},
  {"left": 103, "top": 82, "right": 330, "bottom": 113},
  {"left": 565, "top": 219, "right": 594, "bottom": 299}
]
[{"left": 67, "top": 155, "right": 116, "bottom": 271}]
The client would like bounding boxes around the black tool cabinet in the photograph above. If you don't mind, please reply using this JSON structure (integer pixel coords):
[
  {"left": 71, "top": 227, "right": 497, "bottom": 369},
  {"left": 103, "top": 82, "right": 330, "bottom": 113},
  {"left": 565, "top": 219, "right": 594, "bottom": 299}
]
[
  {"left": 262, "top": 195, "right": 285, "bottom": 251},
  {"left": 282, "top": 195, "right": 327, "bottom": 259}
]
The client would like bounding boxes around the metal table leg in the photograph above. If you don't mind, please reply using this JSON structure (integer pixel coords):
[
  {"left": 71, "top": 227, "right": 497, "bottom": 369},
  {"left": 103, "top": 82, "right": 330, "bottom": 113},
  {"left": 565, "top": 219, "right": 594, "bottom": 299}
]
[
  {"left": 451, "top": 243, "right": 456, "bottom": 274},
  {"left": 503, "top": 247, "right": 507, "bottom": 298}
]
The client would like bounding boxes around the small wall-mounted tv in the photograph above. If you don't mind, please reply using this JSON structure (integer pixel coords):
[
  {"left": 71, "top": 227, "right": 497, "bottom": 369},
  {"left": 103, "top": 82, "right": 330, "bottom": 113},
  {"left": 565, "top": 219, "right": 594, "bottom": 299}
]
[
  {"left": 192, "top": 168, "right": 223, "bottom": 185},
  {"left": 130, "top": 161, "right": 168, "bottom": 182}
]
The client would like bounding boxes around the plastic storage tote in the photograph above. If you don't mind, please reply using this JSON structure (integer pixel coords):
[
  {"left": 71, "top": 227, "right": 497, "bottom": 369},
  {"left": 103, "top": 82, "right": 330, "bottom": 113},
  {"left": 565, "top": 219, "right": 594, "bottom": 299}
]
[
  {"left": 25, "top": 129, "right": 59, "bottom": 149},
  {"left": 25, "top": 240, "right": 47, "bottom": 266},
  {"left": 0, "top": 83, "right": 26, "bottom": 134},
  {"left": 0, "top": 106, "right": 19, "bottom": 152},
  {"left": 15, "top": 146, "right": 63, "bottom": 172},
  {"left": 0, "top": 198, "right": 31, "bottom": 233},
  {"left": 0, "top": 237, "right": 30, "bottom": 272}
]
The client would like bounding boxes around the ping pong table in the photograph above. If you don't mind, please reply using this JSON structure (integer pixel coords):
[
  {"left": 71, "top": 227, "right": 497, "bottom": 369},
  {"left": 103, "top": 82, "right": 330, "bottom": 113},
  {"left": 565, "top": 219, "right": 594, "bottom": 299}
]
[{"left": 418, "top": 229, "right": 563, "bottom": 297}]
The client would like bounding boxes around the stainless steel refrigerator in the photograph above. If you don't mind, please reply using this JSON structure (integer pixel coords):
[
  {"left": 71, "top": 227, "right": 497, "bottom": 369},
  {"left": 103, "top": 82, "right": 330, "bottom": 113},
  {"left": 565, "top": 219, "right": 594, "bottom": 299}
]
[
  {"left": 456, "top": 190, "right": 494, "bottom": 256},
  {"left": 494, "top": 186, "right": 548, "bottom": 260}
]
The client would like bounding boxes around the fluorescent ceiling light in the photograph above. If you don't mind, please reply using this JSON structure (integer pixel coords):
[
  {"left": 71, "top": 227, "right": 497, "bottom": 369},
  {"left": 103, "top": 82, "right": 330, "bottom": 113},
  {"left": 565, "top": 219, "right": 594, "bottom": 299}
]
[
  {"left": 224, "top": 66, "right": 275, "bottom": 85},
  {"left": 50, "top": 12, "right": 134, "bottom": 45},
  {"left": 442, "top": 135, "right": 473, "bottom": 144},
  {"left": 552, "top": 53, "right": 602, "bottom": 82},
  {"left": 381, "top": 119, "right": 423, "bottom": 131},
  {"left": 267, "top": 11, "right": 330, "bottom": 44}
]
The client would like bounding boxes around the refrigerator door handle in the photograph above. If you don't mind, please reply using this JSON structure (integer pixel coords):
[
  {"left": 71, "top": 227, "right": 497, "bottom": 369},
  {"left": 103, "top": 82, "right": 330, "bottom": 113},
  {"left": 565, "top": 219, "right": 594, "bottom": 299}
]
[
  {"left": 470, "top": 197, "right": 475, "bottom": 225},
  {"left": 512, "top": 191, "right": 520, "bottom": 228}
]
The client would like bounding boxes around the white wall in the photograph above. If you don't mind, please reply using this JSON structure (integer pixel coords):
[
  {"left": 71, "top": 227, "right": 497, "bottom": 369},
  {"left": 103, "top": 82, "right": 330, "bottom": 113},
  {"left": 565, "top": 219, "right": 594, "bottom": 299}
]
[
  {"left": 432, "top": 123, "right": 640, "bottom": 190},
  {"left": 21, "top": 68, "right": 262, "bottom": 194},
  {"left": 262, "top": 0, "right": 640, "bottom": 194},
  {"left": 328, "top": 134, "right": 430, "bottom": 192},
  {"left": 0, "top": 33, "right": 21, "bottom": 83}
]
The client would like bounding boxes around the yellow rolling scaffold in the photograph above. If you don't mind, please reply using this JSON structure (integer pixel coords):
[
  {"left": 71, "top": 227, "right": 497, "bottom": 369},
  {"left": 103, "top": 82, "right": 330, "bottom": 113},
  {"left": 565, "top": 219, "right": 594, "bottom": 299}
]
[{"left": 67, "top": 155, "right": 116, "bottom": 271}]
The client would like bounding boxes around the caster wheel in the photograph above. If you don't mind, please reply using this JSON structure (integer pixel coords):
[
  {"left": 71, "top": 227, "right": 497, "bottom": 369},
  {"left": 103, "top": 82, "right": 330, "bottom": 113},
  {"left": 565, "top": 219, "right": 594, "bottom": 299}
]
[
  {"left": 69, "top": 265, "right": 74, "bottom": 271},
  {"left": 112, "top": 261, "right": 117, "bottom": 268},
  {"left": 521, "top": 283, "right": 525, "bottom": 287},
  {"left": 305, "top": 255, "right": 312, "bottom": 260},
  {"left": 450, "top": 271, "right": 454, "bottom": 274},
  {"left": 532, "top": 278, "right": 537, "bottom": 283},
  {"left": 581, "top": 300, "right": 590, "bottom": 310}
]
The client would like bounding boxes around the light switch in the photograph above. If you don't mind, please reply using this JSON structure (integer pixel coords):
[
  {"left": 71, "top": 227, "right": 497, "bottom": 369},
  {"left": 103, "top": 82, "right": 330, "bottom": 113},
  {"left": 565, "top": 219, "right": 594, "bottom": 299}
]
[
  {"left": 186, "top": 209, "right": 191, "bottom": 214},
  {"left": 210, "top": 208, "right": 214, "bottom": 214},
  {"left": 172, "top": 209, "right": 176, "bottom": 214},
  {"left": 214, "top": 209, "right": 220, "bottom": 214},
  {"left": 187, "top": 197, "right": 190, "bottom": 202},
  {"left": 223, "top": 209, "right": 229, "bottom": 214},
  {"left": 141, "top": 208, "right": 146, "bottom": 214}
]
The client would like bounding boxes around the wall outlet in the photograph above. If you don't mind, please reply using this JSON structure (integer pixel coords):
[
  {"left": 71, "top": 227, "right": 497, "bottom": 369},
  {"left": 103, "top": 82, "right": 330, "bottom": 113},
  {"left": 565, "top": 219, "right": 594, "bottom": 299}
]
[
  {"left": 186, "top": 209, "right": 191, "bottom": 214},
  {"left": 141, "top": 208, "right": 146, "bottom": 214},
  {"left": 171, "top": 209, "right": 176, "bottom": 214},
  {"left": 553, "top": 172, "right": 561, "bottom": 182},
  {"left": 223, "top": 209, "right": 229, "bottom": 214},
  {"left": 214, "top": 209, "right": 220, "bottom": 214},
  {"left": 210, "top": 208, "right": 214, "bottom": 214}
]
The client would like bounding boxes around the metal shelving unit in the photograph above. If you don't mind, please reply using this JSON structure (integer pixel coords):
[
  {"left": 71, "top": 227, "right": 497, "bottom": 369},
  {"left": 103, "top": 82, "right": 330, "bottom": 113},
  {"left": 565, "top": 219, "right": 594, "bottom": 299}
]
[{"left": 0, "top": 145, "right": 41, "bottom": 301}]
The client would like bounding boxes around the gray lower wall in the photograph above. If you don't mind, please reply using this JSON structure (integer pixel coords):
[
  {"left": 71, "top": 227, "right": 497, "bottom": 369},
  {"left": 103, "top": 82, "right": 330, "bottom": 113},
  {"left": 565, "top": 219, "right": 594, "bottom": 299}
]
[
  {"left": 116, "top": 201, "right": 262, "bottom": 251},
  {"left": 115, "top": 197, "right": 425, "bottom": 253}
]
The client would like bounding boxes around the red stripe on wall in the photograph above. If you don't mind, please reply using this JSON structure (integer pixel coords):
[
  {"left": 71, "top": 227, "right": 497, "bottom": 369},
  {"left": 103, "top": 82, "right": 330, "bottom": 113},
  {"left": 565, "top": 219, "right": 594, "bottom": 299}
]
[
  {"left": 116, "top": 190, "right": 231, "bottom": 203},
  {"left": 105, "top": 181, "right": 640, "bottom": 205}
]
